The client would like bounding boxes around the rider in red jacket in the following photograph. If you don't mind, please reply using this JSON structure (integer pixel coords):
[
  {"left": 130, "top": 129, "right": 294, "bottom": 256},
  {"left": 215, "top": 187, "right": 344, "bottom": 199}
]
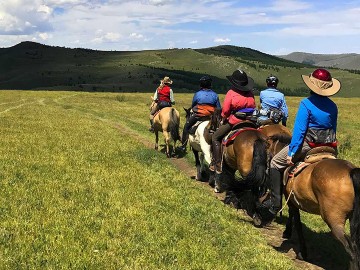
[{"left": 149, "top": 76, "right": 175, "bottom": 132}]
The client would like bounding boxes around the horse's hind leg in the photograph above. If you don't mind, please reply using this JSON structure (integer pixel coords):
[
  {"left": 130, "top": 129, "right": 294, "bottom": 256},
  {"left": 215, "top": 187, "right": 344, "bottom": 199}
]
[
  {"left": 155, "top": 131, "right": 159, "bottom": 150},
  {"left": 327, "top": 219, "right": 355, "bottom": 268},
  {"left": 163, "top": 130, "right": 171, "bottom": 158}
]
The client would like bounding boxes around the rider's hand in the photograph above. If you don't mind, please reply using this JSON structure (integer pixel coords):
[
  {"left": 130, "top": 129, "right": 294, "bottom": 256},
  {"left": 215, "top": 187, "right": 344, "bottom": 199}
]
[{"left": 286, "top": 155, "right": 294, "bottom": 165}]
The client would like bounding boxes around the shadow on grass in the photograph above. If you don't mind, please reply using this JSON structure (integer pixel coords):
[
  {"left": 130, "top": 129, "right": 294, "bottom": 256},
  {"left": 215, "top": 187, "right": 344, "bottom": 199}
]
[{"left": 271, "top": 215, "right": 350, "bottom": 270}]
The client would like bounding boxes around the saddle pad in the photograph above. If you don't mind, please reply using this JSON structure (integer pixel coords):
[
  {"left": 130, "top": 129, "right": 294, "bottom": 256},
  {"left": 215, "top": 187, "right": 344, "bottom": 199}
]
[{"left": 222, "top": 127, "right": 257, "bottom": 146}]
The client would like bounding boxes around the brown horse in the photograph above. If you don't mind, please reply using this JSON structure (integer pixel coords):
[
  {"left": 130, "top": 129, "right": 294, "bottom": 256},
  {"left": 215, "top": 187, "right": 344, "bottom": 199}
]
[
  {"left": 150, "top": 100, "right": 181, "bottom": 157},
  {"left": 248, "top": 131, "right": 360, "bottom": 269},
  {"left": 281, "top": 158, "right": 360, "bottom": 268},
  {"left": 206, "top": 109, "right": 269, "bottom": 199}
]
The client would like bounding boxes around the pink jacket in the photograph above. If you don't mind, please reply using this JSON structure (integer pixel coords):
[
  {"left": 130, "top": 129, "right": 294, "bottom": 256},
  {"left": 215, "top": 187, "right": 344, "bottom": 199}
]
[{"left": 221, "top": 89, "right": 256, "bottom": 125}]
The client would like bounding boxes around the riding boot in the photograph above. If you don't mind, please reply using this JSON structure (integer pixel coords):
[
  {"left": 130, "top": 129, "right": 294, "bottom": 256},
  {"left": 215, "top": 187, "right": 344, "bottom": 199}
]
[
  {"left": 269, "top": 168, "right": 282, "bottom": 214},
  {"left": 212, "top": 140, "right": 223, "bottom": 174},
  {"left": 149, "top": 119, "right": 154, "bottom": 133}
]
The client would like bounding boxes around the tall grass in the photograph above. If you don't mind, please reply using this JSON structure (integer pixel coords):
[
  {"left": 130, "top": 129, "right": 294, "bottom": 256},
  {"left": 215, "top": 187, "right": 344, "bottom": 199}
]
[{"left": 0, "top": 90, "right": 358, "bottom": 269}]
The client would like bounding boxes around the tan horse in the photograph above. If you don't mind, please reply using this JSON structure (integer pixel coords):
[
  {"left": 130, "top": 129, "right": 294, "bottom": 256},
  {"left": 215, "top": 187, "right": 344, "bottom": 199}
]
[{"left": 150, "top": 100, "right": 181, "bottom": 158}]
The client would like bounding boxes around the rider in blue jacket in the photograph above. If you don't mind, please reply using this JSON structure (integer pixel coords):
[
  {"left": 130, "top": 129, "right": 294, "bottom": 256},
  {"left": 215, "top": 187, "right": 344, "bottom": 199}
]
[
  {"left": 258, "top": 75, "right": 288, "bottom": 126},
  {"left": 259, "top": 68, "right": 341, "bottom": 223},
  {"left": 180, "top": 76, "right": 221, "bottom": 151}
]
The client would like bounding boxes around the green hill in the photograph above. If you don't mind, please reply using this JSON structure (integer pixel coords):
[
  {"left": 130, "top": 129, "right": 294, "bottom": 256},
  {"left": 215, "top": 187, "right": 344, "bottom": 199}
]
[{"left": 1, "top": 41, "right": 360, "bottom": 97}]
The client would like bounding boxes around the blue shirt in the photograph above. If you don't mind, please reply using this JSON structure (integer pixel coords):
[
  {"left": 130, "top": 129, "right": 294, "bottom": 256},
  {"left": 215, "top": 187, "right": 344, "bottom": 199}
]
[
  {"left": 288, "top": 94, "right": 338, "bottom": 157},
  {"left": 192, "top": 88, "right": 221, "bottom": 109},
  {"left": 260, "top": 88, "right": 288, "bottom": 118}
]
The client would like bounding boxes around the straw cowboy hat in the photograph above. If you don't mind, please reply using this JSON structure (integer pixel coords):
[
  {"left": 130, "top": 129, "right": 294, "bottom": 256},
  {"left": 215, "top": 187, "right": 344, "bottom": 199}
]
[
  {"left": 302, "top": 68, "right": 341, "bottom": 96},
  {"left": 226, "top": 69, "right": 254, "bottom": 91},
  {"left": 161, "top": 76, "right": 173, "bottom": 85}
]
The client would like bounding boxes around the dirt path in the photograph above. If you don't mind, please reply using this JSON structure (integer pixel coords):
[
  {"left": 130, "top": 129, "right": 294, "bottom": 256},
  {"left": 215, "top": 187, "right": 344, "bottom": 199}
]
[{"left": 115, "top": 123, "right": 339, "bottom": 270}]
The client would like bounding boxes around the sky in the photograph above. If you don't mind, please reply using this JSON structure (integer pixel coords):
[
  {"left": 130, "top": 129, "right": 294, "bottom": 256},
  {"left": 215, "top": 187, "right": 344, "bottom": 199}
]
[{"left": 1, "top": 0, "right": 360, "bottom": 55}]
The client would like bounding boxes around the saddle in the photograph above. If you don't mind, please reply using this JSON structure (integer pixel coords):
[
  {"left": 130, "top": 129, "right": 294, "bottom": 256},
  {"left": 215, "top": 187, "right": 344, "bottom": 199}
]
[
  {"left": 189, "top": 119, "right": 210, "bottom": 135},
  {"left": 283, "top": 146, "right": 337, "bottom": 185}
]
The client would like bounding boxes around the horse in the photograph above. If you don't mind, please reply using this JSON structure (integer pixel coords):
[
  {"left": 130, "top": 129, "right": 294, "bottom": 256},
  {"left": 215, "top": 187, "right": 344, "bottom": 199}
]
[
  {"left": 150, "top": 100, "right": 181, "bottom": 158},
  {"left": 249, "top": 132, "right": 360, "bottom": 269},
  {"left": 183, "top": 108, "right": 212, "bottom": 181},
  {"left": 281, "top": 156, "right": 360, "bottom": 268},
  {"left": 205, "top": 109, "right": 269, "bottom": 201}
]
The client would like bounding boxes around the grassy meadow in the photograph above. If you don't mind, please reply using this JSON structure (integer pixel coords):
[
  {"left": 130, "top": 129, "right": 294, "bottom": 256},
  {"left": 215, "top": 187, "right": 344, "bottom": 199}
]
[{"left": 0, "top": 90, "right": 359, "bottom": 269}]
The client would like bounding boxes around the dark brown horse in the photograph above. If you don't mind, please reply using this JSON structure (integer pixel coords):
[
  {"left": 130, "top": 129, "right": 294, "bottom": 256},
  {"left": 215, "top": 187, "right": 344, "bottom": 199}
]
[
  {"left": 150, "top": 100, "right": 181, "bottom": 157},
  {"left": 206, "top": 109, "right": 269, "bottom": 199}
]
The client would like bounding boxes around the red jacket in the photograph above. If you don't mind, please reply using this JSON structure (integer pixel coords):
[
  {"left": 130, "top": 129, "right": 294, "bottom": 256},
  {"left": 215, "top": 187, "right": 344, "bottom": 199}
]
[
  {"left": 221, "top": 89, "right": 256, "bottom": 125},
  {"left": 157, "top": 85, "right": 171, "bottom": 102}
]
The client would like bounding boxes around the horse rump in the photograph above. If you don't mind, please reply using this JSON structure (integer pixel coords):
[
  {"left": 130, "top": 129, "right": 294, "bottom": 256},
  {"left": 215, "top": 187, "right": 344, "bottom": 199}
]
[{"left": 350, "top": 168, "right": 360, "bottom": 268}]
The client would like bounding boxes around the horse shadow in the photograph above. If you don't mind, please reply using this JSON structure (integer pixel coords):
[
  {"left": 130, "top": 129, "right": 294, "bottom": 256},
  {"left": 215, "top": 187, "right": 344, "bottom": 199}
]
[
  {"left": 272, "top": 215, "right": 350, "bottom": 270},
  {"left": 224, "top": 191, "right": 350, "bottom": 269}
]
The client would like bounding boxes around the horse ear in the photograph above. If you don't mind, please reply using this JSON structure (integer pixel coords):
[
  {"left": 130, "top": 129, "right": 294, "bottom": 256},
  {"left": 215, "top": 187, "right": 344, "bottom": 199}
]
[{"left": 183, "top": 107, "right": 187, "bottom": 112}]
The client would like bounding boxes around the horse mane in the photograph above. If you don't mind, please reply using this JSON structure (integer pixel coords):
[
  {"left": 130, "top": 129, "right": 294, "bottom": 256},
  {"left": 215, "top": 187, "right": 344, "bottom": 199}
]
[{"left": 209, "top": 108, "right": 222, "bottom": 131}]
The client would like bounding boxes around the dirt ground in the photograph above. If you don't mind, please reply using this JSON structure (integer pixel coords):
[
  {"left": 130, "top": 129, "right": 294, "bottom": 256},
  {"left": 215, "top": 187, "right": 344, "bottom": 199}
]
[{"left": 117, "top": 123, "right": 346, "bottom": 270}]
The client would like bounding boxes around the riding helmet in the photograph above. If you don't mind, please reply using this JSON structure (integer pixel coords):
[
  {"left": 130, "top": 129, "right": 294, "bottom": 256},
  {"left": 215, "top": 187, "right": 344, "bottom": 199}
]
[
  {"left": 200, "top": 75, "right": 212, "bottom": 89},
  {"left": 266, "top": 75, "right": 279, "bottom": 87}
]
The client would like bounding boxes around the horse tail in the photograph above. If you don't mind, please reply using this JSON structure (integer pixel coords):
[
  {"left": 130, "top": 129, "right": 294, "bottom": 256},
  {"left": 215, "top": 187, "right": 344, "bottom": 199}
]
[
  {"left": 232, "top": 138, "right": 267, "bottom": 192},
  {"left": 245, "top": 138, "right": 268, "bottom": 187},
  {"left": 350, "top": 168, "right": 360, "bottom": 267},
  {"left": 169, "top": 108, "right": 180, "bottom": 142}
]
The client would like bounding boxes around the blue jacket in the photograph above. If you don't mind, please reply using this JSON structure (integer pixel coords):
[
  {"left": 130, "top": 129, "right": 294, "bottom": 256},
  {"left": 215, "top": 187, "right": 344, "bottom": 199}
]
[
  {"left": 288, "top": 94, "right": 338, "bottom": 157},
  {"left": 260, "top": 88, "right": 288, "bottom": 119},
  {"left": 192, "top": 89, "right": 221, "bottom": 109}
]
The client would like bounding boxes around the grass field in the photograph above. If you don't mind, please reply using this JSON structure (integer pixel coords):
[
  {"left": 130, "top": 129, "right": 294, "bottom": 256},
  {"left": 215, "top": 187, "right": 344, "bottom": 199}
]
[{"left": 0, "top": 90, "right": 359, "bottom": 269}]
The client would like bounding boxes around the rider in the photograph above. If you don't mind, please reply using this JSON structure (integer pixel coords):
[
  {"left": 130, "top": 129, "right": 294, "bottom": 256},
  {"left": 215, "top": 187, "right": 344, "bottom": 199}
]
[
  {"left": 261, "top": 68, "right": 341, "bottom": 222},
  {"left": 211, "top": 69, "right": 256, "bottom": 174},
  {"left": 258, "top": 75, "right": 289, "bottom": 126},
  {"left": 179, "top": 75, "right": 221, "bottom": 151},
  {"left": 149, "top": 76, "right": 175, "bottom": 132}
]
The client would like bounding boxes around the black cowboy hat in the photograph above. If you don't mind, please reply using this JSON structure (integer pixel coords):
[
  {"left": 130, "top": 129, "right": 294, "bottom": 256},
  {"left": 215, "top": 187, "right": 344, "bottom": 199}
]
[{"left": 226, "top": 69, "right": 254, "bottom": 91}]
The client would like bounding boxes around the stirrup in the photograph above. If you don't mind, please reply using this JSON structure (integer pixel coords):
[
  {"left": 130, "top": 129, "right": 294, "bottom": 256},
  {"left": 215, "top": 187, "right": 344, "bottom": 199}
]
[{"left": 148, "top": 127, "right": 154, "bottom": 133}]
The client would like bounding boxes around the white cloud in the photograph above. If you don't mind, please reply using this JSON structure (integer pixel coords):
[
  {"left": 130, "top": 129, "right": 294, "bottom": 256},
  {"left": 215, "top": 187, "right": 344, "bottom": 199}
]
[
  {"left": 39, "top": 32, "right": 51, "bottom": 40},
  {"left": 0, "top": 1, "right": 360, "bottom": 53},
  {"left": 129, "top": 33, "right": 144, "bottom": 39},
  {"left": 214, "top": 38, "right": 230, "bottom": 43}
]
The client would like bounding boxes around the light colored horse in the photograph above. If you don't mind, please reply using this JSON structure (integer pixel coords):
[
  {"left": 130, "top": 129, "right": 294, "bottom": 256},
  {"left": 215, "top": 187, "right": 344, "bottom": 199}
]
[
  {"left": 183, "top": 108, "right": 212, "bottom": 181},
  {"left": 150, "top": 100, "right": 181, "bottom": 158}
]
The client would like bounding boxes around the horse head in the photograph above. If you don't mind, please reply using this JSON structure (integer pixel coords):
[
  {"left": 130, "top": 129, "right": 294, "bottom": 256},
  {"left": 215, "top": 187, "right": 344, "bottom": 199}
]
[
  {"left": 183, "top": 107, "right": 191, "bottom": 121},
  {"left": 208, "top": 108, "right": 222, "bottom": 132}
]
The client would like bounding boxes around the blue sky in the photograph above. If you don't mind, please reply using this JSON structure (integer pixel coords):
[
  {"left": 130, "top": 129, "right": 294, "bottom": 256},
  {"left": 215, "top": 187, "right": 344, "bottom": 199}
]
[{"left": 1, "top": 0, "right": 360, "bottom": 55}]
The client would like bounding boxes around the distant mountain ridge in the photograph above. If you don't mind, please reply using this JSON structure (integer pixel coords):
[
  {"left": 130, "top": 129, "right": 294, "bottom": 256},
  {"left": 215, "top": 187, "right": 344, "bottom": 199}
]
[
  {"left": 0, "top": 41, "right": 359, "bottom": 97},
  {"left": 278, "top": 52, "right": 360, "bottom": 70}
]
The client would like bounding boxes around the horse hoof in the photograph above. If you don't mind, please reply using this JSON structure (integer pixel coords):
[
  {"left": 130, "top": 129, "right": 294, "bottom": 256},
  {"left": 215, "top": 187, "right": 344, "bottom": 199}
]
[
  {"left": 296, "top": 252, "right": 305, "bottom": 261},
  {"left": 252, "top": 213, "right": 263, "bottom": 228}
]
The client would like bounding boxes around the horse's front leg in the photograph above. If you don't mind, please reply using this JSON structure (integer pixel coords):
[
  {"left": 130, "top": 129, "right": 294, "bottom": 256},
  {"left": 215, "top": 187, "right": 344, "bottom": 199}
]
[
  {"left": 193, "top": 149, "right": 202, "bottom": 181},
  {"left": 283, "top": 205, "right": 293, "bottom": 239},
  {"left": 289, "top": 203, "right": 308, "bottom": 260}
]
